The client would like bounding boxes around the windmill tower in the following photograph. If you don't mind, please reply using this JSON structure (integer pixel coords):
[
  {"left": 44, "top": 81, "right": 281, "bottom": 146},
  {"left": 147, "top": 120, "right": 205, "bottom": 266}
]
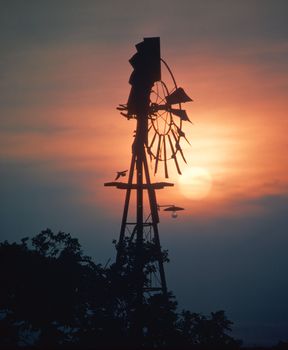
[{"left": 105, "top": 37, "right": 192, "bottom": 338}]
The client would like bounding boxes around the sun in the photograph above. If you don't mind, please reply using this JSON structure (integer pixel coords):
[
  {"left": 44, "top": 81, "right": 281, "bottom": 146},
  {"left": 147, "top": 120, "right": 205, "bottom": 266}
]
[{"left": 178, "top": 167, "right": 213, "bottom": 200}]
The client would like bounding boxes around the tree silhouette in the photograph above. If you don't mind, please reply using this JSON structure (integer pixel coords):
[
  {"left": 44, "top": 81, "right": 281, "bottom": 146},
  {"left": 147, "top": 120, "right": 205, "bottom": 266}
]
[
  {"left": 177, "top": 310, "right": 241, "bottom": 348},
  {"left": 0, "top": 229, "right": 110, "bottom": 347},
  {"left": 0, "top": 229, "right": 241, "bottom": 348}
]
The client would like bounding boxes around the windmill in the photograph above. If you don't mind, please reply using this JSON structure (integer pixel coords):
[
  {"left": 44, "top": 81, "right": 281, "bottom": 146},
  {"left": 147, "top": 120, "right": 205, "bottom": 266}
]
[{"left": 104, "top": 37, "right": 192, "bottom": 339}]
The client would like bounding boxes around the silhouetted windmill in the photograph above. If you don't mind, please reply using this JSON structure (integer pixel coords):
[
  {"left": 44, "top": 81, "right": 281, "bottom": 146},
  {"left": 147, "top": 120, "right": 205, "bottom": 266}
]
[{"left": 105, "top": 37, "right": 192, "bottom": 340}]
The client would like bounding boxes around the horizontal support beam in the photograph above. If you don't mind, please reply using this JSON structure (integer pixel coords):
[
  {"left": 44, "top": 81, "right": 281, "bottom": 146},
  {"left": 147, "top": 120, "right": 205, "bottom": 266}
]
[
  {"left": 143, "top": 287, "right": 163, "bottom": 292},
  {"left": 104, "top": 181, "right": 174, "bottom": 190},
  {"left": 126, "top": 222, "right": 153, "bottom": 226}
]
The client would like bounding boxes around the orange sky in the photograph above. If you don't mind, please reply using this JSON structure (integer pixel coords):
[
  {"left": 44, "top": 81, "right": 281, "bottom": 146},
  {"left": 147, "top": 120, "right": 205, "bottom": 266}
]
[{"left": 1, "top": 41, "right": 287, "bottom": 220}]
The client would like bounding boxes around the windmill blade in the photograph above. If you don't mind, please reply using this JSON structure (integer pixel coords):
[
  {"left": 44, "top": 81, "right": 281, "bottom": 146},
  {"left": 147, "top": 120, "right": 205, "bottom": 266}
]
[
  {"left": 172, "top": 130, "right": 187, "bottom": 164},
  {"left": 176, "top": 126, "right": 191, "bottom": 146},
  {"left": 154, "top": 135, "right": 162, "bottom": 175},
  {"left": 171, "top": 129, "right": 187, "bottom": 164},
  {"left": 170, "top": 108, "right": 192, "bottom": 122},
  {"left": 171, "top": 128, "right": 180, "bottom": 149},
  {"left": 165, "top": 87, "right": 193, "bottom": 105},
  {"left": 177, "top": 145, "right": 187, "bottom": 164},
  {"left": 163, "top": 136, "right": 169, "bottom": 178},
  {"left": 148, "top": 131, "right": 157, "bottom": 155},
  {"left": 167, "top": 134, "right": 176, "bottom": 159},
  {"left": 168, "top": 134, "right": 182, "bottom": 175},
  {"left": 176, "top": 142, "right": 188, "bottom": 164}
]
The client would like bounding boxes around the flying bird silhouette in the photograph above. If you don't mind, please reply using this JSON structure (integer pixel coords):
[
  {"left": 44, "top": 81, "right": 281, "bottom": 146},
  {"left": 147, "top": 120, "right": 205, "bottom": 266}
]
[{"left": 115, "top": 170, "right": 128, "bottom": 180}]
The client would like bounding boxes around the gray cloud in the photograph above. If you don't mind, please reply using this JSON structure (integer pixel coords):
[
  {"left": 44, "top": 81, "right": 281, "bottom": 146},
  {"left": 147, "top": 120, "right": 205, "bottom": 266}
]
[{"left": 1, "top": 0, "right": 288, "bottom": 51}]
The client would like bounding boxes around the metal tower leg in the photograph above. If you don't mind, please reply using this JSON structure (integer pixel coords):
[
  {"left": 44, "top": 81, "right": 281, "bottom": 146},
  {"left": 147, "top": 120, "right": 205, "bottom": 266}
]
[
  {"left": 116, "top": 152, "right": 136, "bottom": 266},
  {"left": 143, "top": 154, "right": 168, "bottom": 296}
]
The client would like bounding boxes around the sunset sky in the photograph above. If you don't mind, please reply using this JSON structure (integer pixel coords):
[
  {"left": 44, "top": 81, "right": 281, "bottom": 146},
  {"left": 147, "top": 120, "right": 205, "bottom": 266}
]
[{"left": 1, "top": 0, "right": 288, "bottom": 345}]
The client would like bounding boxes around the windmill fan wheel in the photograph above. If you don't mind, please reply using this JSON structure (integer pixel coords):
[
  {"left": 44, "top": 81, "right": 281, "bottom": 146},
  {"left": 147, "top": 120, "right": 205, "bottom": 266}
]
[{"left": 147, "top": 59, "right": 192, "bottom": 178}]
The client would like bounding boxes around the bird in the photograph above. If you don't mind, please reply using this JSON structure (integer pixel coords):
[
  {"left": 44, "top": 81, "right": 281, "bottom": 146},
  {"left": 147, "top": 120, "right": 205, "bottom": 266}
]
[{"left": 115, "top": 170, "right": 128, "bottom": 181}]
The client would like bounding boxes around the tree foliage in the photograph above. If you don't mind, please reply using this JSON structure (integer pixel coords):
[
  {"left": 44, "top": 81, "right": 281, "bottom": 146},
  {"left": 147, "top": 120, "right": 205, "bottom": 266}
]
[
  {"left": 0, "top": 229, "right": 241, "bottom": 349},
  {"left": 177, "top": 310, "right": 240, "bottom": 348}
]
